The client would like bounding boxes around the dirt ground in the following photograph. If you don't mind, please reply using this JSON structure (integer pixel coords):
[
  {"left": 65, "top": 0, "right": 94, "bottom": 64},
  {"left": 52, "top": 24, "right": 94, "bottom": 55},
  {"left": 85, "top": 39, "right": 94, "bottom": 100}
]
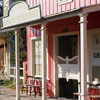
[{"left": 0, "top": 86, "right": 73, "bottom": 100}]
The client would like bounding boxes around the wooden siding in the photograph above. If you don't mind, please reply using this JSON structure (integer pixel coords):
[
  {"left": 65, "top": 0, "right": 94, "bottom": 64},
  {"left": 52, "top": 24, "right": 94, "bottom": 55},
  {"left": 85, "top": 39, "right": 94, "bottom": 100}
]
[
  {"left": 26, "top": 26, "right": 32, "bottom": 76},
  {"left": 26, "top": 0, "right": 100, "bottom": 97},
  {"left": 27, "top": 0, "right": 100, "bottom": 17}
]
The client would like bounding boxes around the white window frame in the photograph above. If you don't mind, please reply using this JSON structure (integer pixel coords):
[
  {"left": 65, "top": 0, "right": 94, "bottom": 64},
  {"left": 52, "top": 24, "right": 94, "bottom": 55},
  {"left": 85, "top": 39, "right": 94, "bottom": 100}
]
[
  {"left": 31, "top": 36, "right": 49, "bottom": 80},
  {"left": 58, "top": 0, "right": 72, "bottom": 5}
]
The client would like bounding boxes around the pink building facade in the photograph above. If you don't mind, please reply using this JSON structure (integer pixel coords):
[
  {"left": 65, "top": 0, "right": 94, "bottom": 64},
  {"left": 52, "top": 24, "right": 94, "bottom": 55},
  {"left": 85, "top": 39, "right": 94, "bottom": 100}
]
[{"left": 26, "top": 0, "right": 100, "bottom": 99}]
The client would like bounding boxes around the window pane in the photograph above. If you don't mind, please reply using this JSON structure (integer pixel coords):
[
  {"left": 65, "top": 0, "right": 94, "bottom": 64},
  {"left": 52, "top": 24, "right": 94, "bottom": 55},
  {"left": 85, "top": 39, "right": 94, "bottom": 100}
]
[{"left": 34, "top": 40, "right": 42, "bottom": 76}]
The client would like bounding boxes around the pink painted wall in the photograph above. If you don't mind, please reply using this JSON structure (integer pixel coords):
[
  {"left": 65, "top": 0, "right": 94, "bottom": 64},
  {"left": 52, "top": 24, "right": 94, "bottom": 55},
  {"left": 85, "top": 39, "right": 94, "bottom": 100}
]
[
  {"left": 26, "top": 0, "right": 100, "bottom": 17},
  {"left": 26, "top": 26, "right": 31, "bottom": 76},
  {"left": 26, "top": 0, "right": 100, "bottom": 98},
  {"left": 26, "top": 11, "right": 100, "bottom": 97},
  {"left": 47, "top": 35, "right": 54, "bottom": 97}
]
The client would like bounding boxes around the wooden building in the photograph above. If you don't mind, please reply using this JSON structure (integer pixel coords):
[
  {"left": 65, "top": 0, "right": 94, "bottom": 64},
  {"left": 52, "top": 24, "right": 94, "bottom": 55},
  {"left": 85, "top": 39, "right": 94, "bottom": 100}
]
[{"left": 26, "top": 0, "right": 100, "bottom": 100}]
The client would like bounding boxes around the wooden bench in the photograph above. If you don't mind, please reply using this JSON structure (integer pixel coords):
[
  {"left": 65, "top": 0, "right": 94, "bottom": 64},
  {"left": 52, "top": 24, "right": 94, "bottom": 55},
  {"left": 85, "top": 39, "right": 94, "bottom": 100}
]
[
  {"left": 27, "top": 84, "right": 42, "bottom": 97},
  {"left": 21, "top": 76, "right": 42, "bottom": 97},
  {"left": 73, "top": 92, "right": 80, "bottom": 100},
  {"left": 73, "top": 92, "right": 91, "bottom": 100},
  {"left": 29, "top": 77, "right": 42, "bottom": 97},
  {"left": 90, "top": 95, "right": 100, "bottom": 100},
  {"left": 21, "top": 75, "right": 34, "bottom": 95}
]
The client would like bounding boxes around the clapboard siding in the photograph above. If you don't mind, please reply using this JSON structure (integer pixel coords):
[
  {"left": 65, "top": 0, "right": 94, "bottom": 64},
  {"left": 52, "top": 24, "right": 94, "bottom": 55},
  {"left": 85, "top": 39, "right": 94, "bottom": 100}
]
[{"left": 27, "top": 0, "right": 100, "bottom": 17}]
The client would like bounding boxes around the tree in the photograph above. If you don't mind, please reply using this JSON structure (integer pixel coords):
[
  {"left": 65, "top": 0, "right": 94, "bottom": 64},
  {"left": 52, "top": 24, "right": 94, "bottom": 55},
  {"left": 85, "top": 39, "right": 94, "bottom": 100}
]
[
  {"left": 19, "top": 28, "right": 27, "bottom": 67},
  {"left": 10, "top": 28, "right": 27, "bottom": 68},
  {"left": 0, "top": 0, "right": 3, "bottom": 17}
]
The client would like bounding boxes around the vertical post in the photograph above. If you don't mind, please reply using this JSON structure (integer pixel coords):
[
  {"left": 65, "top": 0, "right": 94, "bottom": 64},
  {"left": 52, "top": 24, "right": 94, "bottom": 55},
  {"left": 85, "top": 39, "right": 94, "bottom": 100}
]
[
  {"left": 15, "top": 29, "right": 21, "bottom": 100},
  {"left": 4, "top": 42, "right": 6, "bottom": 76},
  {"left": 79, "top": 14, "right": 88, "bottom": 100},
  {"left": 41, "top": 22, "right": 47, "bottom": 100}
]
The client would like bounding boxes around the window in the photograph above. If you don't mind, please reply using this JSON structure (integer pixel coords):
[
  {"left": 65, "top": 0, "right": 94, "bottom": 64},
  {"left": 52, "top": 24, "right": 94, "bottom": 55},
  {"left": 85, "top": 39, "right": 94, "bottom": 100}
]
[
  {"left": 31, "top": 37, "right": 49, "bottom": 79},
  {"left": 58, "top": 0, "right": 72, "bottom": 5},
  {"left": 34, "top": 40, "right": 42, "bottom": 76}
]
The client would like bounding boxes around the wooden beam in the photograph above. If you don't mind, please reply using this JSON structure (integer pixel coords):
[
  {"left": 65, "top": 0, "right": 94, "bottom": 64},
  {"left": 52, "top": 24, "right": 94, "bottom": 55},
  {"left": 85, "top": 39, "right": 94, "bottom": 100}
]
[
  {"left": 41, "top": 22, "right": 47, "bottom": 100},
  {"left": 15, "top": 29, "right": 21, "bottom": 100},
  {"left": 79, "top": 14, "right": 88, "bottom": 100}
]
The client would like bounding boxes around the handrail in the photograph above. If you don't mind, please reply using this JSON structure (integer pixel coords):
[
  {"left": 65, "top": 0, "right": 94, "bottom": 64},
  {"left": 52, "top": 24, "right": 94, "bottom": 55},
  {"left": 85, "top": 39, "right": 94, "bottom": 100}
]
[{"left": 10, "top": 67, "right": 24, "bottom": 80}]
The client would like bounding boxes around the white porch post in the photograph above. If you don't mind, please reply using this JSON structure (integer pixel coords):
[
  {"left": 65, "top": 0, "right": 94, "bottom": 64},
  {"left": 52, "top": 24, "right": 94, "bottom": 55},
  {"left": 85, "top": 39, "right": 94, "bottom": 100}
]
[
  {"left": 41, "top": 22, "right": 47, "bottom": 100},
  {"left": 15, "top": 29, "right": 21, "bottom": 100},
  {"left": 79, "top": 14, "right": 88, "bottom": 100}
]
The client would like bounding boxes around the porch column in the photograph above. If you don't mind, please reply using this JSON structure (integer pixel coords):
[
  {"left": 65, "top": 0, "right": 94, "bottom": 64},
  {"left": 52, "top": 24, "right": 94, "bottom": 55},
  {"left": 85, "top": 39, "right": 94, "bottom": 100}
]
[
  {"left": 79, "top": 14, "right": 88, "bottom": 100},
  {"left": 15, "top": 29, "right": 21, "bottom": 100},
  {"left": 41, "top": 22, "right": 47, "bottom": 100}
]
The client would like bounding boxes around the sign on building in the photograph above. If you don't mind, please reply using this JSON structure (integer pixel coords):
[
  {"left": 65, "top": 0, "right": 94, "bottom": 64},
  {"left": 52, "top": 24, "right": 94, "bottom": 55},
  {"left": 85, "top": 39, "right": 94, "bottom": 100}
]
[
  {"left": 92, "top": 34, "right": 100, "bottom": 66},
  {"left": 1, "top": 1, "right": 41, "bottom": 29}
]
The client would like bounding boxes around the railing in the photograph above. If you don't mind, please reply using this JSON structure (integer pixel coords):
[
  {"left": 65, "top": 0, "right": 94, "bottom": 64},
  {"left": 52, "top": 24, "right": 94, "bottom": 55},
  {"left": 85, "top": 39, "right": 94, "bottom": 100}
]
[
  {"left": 58, "top": 56, "right": 80, "bottom": 81},
  {"left": 10, "top": 67, "right": 24, "bottom": 80},
  {"left": 10, "top": 62, "right": 27, "bottom": 83}
]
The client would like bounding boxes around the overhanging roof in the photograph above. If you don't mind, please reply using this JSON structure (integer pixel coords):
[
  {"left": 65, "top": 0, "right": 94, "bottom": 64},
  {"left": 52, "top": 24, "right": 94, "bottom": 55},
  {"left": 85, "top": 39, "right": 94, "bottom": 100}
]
[
  {"left": 0, "top": 3, "right": 100, "bottom": 32},
  {"left": 0, "top": 8, "right": 81, "bottom": 32}
]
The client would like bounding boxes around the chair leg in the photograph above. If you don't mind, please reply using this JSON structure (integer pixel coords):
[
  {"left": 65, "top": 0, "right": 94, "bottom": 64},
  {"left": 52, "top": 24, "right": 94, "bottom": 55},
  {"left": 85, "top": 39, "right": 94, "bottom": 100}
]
[
  {"left": 22, "top": 87, "right": 23, "bottom": 94},
  {"left": 34, "top": 87, "right": 36, "bottom": 97},
  {"left": 39, "top": 88, "right": 41, "bottom": 96},
  {"left": 26, "top": 86, "right": 28, "bottom": 95},
  {"left": 73, "top": 94, "right": 76, "bottom": 100},
  {"left": 30, "top": 86, "right": 32, "bottom": 96}
]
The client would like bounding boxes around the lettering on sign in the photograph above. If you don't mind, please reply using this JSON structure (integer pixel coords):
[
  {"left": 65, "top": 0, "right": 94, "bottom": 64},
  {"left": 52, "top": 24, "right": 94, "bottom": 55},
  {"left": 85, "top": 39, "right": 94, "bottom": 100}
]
[
  {"left": 1, "top": 1, "right": 41, "bottom": 29},
  {"left": 93, "top": 53, "right": 100, "bottom": 58}
]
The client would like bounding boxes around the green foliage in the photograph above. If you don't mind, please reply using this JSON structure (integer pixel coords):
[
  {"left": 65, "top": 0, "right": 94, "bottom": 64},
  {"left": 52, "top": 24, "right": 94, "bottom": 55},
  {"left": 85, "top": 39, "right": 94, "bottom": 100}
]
[
  {"left": 3, "top": 78, "right": 23, "bottom": 89},
  {"left": 3, "top": 79, "right": 13, "bottom": 86},
  {"left": 9, "top": 31, "right": 15, "bottom": 66},
  {"left": 20, "top": 79, "right": 23, "bottom": 85},
  {"left": 19, "top": 28, "right": 27, "bottom": 67},
  {"left": 7, "top": 82, "right": 16, "bottom": 89},
  {"left": 3, "top": 79, "right": 16, "bottom": 89},
  {"left": 10, "top": 28, "right": 27, "bottom": 68}
]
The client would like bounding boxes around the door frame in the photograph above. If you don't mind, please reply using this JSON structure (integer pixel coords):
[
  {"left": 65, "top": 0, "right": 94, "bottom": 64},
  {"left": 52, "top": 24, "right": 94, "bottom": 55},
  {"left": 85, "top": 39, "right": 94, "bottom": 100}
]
[{"left": 53, "top": 31, "right": 80, "bottom": 97}]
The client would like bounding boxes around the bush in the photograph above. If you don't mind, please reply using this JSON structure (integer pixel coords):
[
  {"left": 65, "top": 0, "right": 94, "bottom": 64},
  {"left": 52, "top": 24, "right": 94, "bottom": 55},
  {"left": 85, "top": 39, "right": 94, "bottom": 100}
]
[
  {"left": 7, "top": 82, "right": 16, "bottom": 89},
  {"left": 3, "top": 79, "right": 16, "bottom": 89},
  {"left": 3, "top": 79, "right": 13, "bottom": 86}
]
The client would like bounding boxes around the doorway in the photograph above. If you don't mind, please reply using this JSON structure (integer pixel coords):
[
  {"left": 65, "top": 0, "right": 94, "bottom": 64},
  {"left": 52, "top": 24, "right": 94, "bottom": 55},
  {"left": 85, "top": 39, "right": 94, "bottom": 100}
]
[{"left": 58, "top": 35, "right": 79, "bottom": 98}]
